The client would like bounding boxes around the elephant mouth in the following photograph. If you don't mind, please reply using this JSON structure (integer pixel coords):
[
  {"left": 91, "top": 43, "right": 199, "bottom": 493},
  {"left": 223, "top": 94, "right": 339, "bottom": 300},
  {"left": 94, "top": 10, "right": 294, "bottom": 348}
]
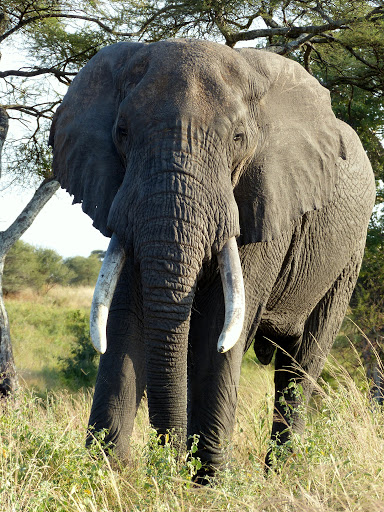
[{"left": 89, "top": 234, "right": 245, "bottom": 355}]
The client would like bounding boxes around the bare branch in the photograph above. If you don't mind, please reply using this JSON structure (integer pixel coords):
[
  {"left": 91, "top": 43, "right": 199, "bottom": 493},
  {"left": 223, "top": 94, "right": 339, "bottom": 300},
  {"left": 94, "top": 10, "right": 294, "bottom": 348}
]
[
  {"left": 5, "top": 101, "right": 60, "bottom": 119},
  {"left": 0, "top": 67, "right": 76, "bottom": 80},
  {"left": 0, "top": 107, "right": 9, "bottom": 177},
  {"left": 233, "top": 20, "right": 349, "bottom": 44},
  {"left": 0, "top": 180, "right": 60, "bottom": 256},
  {"left": 267, "top": 32, "right": 319, "bottom": 55}
]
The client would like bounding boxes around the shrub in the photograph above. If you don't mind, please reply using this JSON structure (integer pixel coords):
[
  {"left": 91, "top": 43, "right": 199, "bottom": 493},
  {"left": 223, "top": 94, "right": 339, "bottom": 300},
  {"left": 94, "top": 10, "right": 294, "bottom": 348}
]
[
  {"left": 64, "top": 255, "right": 102, "bottom": 286},
  {"left": 3, "top": 241, "right": 72, "bottom": 294},
  {"left": 59, "top": 310, "right": 99, "bottom": 389}
]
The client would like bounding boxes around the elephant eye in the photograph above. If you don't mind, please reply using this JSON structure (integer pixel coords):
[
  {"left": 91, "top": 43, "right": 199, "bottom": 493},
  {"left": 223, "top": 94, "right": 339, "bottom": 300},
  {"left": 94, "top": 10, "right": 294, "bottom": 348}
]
[
  {"left": 233, "top": 133, "right": 244, "bottom": 143},
  {"left": 118, "top": 125, "right": 128, "bottom": 138},
  {"left": 115, "top": 122, "right": 129, "bottom": 142}
]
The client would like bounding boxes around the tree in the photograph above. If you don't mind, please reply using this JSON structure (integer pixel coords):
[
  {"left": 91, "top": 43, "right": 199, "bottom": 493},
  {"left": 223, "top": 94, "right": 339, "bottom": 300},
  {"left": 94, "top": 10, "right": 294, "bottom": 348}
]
[
  {"left": 0, "top": 179, "right": 59, "bottom": 394},
  {"left": 35, "top": 247, "right": 72, "bottom": 291},
  {"left": 64, "top": 254, "right": 102, "bottom": 286},
  {"left": 3, "top": 240, "right": 39, "bottom": 294},
  {"left": 91, "top": 249, "right": 106, "bottom": 262}
]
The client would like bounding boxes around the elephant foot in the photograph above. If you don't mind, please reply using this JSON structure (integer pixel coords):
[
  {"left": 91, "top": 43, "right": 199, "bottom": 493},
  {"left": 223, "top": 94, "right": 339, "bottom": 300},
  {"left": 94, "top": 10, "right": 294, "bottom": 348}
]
[
  {"left": 0, "top": 377, "right": 12, "bottom": 397},
  {"left": 264, "top": 433, "right": 295, "bottom": 473},
  {"left": 192, "top": 463, "right": 217, "bottom": 486}
]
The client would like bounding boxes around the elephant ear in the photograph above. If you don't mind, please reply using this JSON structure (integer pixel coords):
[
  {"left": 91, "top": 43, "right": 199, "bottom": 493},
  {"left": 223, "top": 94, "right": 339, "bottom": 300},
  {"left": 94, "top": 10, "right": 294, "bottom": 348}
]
[
  {"left": 235, "top": 48, "right": 343, "bottom": 244},
  {"left": 49, "top": 42, "right": 145, "bottom": 237}
]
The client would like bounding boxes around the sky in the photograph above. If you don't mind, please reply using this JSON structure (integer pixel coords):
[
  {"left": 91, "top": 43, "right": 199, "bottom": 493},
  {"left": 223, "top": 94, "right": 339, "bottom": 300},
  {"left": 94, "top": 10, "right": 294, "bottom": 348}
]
[
  {"left": 0, "top": 186, "right": 109, "bottom": 258},
  {"left": 0, "top": 44, "right": 110, "bottom": 258}
]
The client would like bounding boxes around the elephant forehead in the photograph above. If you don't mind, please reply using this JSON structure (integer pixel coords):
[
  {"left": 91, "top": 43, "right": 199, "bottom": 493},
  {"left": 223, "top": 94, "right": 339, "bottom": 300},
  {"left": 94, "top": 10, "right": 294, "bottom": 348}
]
[{"left": 120, "top": 40, "right": 248, "bottom": 117}]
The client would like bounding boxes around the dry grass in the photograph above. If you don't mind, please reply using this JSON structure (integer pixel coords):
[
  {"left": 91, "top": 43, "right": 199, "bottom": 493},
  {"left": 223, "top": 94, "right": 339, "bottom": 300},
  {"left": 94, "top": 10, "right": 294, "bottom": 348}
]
[
  {"left": 0, "top": 354, "right": 384, "bottom": 512},
  {"left": 3, "top": 290, "right": 384, "bottom": 510},
  {"left": 6, "top": 285, "right": 94, "bottom": 309},
  {"left": 1, "top": 355, "right": 384, "bottom": 511}
]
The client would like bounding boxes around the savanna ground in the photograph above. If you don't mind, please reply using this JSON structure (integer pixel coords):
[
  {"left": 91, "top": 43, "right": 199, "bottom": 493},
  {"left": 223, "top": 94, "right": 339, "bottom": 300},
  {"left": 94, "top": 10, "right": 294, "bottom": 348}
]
[{"left": 1, "top": 287, "right": 384, "bottom": 511}]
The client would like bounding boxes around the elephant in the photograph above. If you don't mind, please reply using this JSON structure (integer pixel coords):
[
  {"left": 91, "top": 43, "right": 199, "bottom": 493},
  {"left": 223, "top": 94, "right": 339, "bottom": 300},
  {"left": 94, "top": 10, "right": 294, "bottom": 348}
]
[{"left": 49, "top": 39, "right": 375, "bottom": 479}]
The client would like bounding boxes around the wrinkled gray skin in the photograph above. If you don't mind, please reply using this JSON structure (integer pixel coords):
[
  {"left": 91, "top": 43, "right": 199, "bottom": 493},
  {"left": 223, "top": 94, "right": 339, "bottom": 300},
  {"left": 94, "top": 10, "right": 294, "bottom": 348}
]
[{"left": 50, "top": 39, "right": 375, "bottom": 476}]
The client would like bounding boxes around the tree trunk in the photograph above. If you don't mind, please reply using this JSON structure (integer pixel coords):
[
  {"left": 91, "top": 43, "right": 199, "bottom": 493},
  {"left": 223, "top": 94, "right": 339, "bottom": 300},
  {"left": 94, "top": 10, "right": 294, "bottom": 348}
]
[
  {"left": 0, "top": 107, "right": 8, "bottom": 177},
  {"left": 0, "top": 107, "right": 60, "bottom": 394},
  {"left": 0, "top": 254, "right": 17, "bottom": 395}
]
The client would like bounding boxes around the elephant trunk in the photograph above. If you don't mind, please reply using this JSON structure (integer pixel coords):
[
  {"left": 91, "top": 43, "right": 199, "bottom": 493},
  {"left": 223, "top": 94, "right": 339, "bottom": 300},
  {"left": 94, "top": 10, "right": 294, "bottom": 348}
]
[{"left": 139, "top": 244, "right": 200, "bottom": 437}]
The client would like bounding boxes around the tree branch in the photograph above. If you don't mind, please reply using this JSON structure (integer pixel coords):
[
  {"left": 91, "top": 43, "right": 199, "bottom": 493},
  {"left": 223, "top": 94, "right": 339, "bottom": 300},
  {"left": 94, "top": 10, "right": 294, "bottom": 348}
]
[
  {"left": 0, "top": 180, "right": 60, "bottom": 256},
  {"left": 0, "top": 67, "right": 76, "bottom": 80},
  {"left": 231, "top": 5, "right": 384, "bottom": 46},
  {"left": 5, "top": 101, "right": 61, "bottom": 119},
  {"left": 0, "top": 107, "right": 9, "bottom": 178},
  {"left": 1, "top": 3, "right": 191, "bottom": 44},
  {"left": 233, "top": 20, "right": 349, "bottom": 43}
]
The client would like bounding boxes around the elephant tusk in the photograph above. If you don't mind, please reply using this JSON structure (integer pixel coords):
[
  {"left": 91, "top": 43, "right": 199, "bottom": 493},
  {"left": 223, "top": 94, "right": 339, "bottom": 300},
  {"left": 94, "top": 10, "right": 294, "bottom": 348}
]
[
  {"left": 90, "top": 233, "right": 126, "bottom": 353},
  {"left": 217, "top": 237, "right": 245, "bottom": 353}
]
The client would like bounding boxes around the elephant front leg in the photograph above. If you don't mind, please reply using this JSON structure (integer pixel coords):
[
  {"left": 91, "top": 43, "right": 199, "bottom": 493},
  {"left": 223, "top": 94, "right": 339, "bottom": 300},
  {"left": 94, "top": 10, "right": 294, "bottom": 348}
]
[
  {"left": 188, "top": 276, "right": 245, "bottom": 482},
  {"left": 87, "top": 259, "right": 146, "bottom": 461},
  {"left": 188, "top": 340, "right": 244, "bottom": 482}
]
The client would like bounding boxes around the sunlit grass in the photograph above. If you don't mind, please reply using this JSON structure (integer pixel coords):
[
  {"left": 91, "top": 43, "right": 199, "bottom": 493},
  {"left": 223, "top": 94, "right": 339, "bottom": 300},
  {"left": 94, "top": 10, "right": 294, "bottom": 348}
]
[
  {"left": 5, "top": 286, "right": 93, "bottom": 391},
  {"left": 1, "top": 357, "right": 384, "bottom": 511},
  {"left": 3, "top": 289, "right": 384, "bottom": 510}
]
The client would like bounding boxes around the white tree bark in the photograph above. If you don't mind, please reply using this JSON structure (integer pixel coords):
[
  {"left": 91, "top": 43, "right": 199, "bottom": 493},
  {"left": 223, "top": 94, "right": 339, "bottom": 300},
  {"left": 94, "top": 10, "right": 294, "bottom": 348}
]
[{"left": 0, "top": 106, "right": 60, "bottom": 394}]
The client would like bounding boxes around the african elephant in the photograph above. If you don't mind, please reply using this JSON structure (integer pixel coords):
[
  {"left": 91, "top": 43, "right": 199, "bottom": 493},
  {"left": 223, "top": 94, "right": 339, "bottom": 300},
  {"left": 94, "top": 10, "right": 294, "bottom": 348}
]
[{"left": 49, "top": 39, "right": 375, "bottom": 478}]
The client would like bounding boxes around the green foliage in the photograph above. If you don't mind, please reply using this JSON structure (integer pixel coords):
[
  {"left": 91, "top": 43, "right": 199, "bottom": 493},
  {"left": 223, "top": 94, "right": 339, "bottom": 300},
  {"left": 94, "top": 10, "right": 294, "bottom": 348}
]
[
  {"left": 3, "top": 241, "right": 102, "bottom": 294},
  {"left": 5, "top": 286, "right": 93, "bottom": 391},
  {"left": 303, "top": 19, "right": 384, "bottom": 181},
  {"left": 64, "top": 254, "right": 102, "bottom": 286},
  {"left": 3, "top": 241, "right": 71, "bottom": 294},
  {"left": 59, "top": 310, "right": 99, "bottom": 390},
  {"left": 349, "top": 211, "right": 384, "bottom": 336},
  {"left": 144, "top": 431, "right": 202, "bottom": 488},
  {"left": 3, "top": 241, "right": 39, "bottom": 294},
  {"left": 3, "top": 0, "right": 383, "bottom": 188},
  {"left": 90, "top": 249, "right": 105, "bottom": 261},
  {"left": 0, "top": 391, "right": 118, "bottom": 511},
  {"left": 36, "top": 247, "right": 72, "bottom": 291}
]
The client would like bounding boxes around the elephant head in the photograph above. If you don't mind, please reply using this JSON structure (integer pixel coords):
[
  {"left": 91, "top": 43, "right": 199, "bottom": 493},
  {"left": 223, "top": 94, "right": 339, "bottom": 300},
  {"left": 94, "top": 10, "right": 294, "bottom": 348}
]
[{"left": 49, "top": 39, "right": 341, "bottom": 439}]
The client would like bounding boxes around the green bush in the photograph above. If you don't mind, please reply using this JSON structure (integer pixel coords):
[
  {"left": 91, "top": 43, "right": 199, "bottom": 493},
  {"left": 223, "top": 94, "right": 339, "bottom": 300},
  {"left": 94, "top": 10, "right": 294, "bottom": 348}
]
[
  {"left": 3, "top": 241, "right": 103, "bottom": 294},
  {"left": 3, "top": 241, "right": 40, "bottom": 294},
  {"left": 59, "top": 310, "right": 99, "bottom": 390},
  {"left": 64, "top": 255, "right": 102, "bottom": 286},
  {"left": 3, "top": 241, "right": 72, "bottom": 294}
]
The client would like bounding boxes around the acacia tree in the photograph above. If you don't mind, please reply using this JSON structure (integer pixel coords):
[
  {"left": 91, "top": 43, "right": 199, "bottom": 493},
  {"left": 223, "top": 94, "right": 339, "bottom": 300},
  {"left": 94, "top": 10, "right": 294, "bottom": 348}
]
[{"left": 1, "top": 0, "right": 383, "bottom": 393}]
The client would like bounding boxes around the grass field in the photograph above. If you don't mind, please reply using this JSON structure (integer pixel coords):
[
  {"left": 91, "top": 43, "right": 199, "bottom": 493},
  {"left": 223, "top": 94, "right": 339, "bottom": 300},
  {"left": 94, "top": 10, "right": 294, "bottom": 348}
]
[
  {"left": 2, "top": 287, "right": 384, "bottom": 511},
  {"left": 5, "top": 286, "right": 94, "bottom": 391}
]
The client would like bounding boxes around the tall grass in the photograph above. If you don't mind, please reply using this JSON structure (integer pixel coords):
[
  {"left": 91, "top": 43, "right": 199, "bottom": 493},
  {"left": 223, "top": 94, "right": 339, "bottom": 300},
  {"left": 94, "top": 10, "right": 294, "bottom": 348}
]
[
  {"left": 5, "top": 286, "right": 94, "bottom": 391},
  {"left": 3, "top": 288, "right": 384, "bottom": 510},
  {"left": 1, "top": 356, "right": 384, "bottom": 511}
]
